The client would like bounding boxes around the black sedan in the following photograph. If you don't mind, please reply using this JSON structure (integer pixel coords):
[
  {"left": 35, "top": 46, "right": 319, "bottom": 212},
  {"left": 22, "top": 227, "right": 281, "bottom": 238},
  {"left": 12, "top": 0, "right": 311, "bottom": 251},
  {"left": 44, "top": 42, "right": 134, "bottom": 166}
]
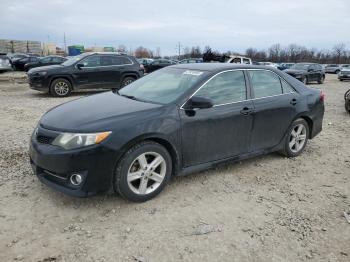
[
  {"left": 24, "top": 55, "right": 67, "bottom": 72},
  {"left": 12, "top": 56, "right": 40, "bottom": 70},
  {"left": 284, "top": 63, "right": 325, "bottom": 84},
  {"left": 144, "top": 59, "right": 176, "bottom": 73},
  {"left": 29, "top": 64, "right": 324, "bottom": 202}
]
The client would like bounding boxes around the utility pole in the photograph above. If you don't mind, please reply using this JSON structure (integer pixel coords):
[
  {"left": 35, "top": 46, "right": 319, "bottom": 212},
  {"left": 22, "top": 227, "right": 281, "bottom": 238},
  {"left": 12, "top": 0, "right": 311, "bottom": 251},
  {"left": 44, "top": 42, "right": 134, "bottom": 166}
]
[
  {"left": 177, "top": 42, "right": 181, "bottom": 60},
  {"left": 63, "top": 33, "right": 67, "bottom": 56}
]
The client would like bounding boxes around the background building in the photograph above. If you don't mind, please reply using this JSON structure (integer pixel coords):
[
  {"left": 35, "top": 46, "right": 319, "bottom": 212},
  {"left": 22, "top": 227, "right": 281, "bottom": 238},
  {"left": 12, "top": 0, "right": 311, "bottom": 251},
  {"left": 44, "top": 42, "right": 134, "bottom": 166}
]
[{"left": 0, "top": 39, "right": 42, "bottom": 54}]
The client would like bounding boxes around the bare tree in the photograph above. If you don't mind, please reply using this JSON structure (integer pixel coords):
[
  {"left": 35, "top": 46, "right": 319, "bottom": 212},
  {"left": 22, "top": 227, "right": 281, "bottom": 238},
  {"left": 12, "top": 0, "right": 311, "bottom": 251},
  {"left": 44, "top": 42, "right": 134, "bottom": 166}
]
[
  {"left": 134, "top": 46, "right": 152, "bottom": 58},
  {"left": 333, "top": 43, "right": 346, "bottom": 64},
  {"left": 155, "top": 47, "right": 161, "bottom": 58}
]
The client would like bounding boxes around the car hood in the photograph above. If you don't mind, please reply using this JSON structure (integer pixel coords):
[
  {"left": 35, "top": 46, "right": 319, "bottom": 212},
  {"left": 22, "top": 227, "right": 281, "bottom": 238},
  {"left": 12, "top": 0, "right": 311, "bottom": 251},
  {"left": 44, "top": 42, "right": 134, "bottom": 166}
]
[
  {"left": 40, "top": 91, "right": 162, "bottom": 132},
  {"left": 284, "top": 69, "right": 306, "bottom": 74},
  {"left": 29, "top": 64, "right": 63, "bottom": 73}
]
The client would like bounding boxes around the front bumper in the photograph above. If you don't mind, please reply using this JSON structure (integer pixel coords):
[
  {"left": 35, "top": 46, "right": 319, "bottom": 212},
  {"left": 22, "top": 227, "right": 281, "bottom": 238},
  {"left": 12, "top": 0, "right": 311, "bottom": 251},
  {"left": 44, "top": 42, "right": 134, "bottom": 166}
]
[
  {"left": 286, "top": 73, "right": 304, "bottom": 81},
  {"left": 338, "top": 74, "right": 350, "bottom": 80},
  {"left": 29, "top": 126, "right": 118, "bottom": 197},
  {"left": 27, "top": 74, "right": 50, "bottom": 92}
]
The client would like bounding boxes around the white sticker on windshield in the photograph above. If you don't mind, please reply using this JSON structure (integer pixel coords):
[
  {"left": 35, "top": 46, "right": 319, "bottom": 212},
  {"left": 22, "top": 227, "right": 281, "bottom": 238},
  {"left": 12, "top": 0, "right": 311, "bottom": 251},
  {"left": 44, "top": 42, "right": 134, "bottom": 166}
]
[{"left": 183, "top": 70, "right": 203, "bottom": 76}]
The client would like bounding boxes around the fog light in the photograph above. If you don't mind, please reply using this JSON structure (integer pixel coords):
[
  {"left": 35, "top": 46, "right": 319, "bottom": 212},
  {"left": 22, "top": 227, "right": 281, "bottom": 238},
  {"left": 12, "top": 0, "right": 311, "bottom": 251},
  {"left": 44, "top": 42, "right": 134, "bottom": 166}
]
[{"left": 70, "top": 174, "right": 83, "bottom": 186}]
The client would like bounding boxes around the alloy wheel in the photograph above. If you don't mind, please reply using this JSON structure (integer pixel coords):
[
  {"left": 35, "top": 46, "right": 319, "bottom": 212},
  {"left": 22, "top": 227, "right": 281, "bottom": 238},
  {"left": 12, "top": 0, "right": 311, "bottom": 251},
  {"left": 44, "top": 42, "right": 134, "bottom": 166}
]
[
  {"left": 289, "top": 124, "right": 307, "bottom": 153},
  {"left": 54, "top": 82, "right": 69, "bottom": 96},
  {"left": 127, "top": 152, "right": 166, "bottom": 195},
  {"left": 122, "top": 79, "right": 134, "bottom": 87}
]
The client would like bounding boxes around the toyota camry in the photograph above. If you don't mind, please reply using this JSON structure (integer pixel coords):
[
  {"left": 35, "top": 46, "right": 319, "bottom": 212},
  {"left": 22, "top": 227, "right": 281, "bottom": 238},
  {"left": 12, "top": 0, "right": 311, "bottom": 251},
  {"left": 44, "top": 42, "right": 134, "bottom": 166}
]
[{"left": 29, "top": 64, "right": 324, "bottom": 202}]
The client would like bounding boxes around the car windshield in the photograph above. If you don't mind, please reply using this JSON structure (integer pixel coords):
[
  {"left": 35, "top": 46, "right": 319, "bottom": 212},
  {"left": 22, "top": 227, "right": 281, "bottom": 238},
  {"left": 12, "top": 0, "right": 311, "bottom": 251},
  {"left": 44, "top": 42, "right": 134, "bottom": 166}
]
[
  {"left": 119, "top": 67, "right": 207, "bottom": 104},
  {"left": 61, "top": 54, "right": 86, "bottom": 66},
  {"left": 291, "top": 64, "right": 310, "bottom": 70}
]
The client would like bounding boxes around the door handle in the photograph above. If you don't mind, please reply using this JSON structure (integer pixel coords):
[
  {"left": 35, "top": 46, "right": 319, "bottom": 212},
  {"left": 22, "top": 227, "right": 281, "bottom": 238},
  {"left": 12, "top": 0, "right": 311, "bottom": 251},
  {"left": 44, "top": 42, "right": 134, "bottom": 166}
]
[
  {"left": 240, "top": 107, "right": 253, "bottom": 115},
  {"left": 290, "top": 98, "right": 298, "bottom": 105}
]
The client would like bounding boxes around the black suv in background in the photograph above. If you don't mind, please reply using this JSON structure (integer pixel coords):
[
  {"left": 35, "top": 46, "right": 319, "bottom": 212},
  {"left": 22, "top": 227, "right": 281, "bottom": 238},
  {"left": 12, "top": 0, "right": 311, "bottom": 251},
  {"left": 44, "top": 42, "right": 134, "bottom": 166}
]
[
  {"left": 144, "top": 59, "right": 176, "bottom": 73},
  {"left": 27, "top": 52, "right": 143, "bottom": 97},
  {"left": 284, "top": 63, "right": 325, "bottom": 84}
]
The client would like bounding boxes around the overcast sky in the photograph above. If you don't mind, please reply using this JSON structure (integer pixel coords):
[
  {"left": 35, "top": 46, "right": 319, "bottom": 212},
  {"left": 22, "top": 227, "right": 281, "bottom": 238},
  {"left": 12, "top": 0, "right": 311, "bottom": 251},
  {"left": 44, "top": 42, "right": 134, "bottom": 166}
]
[{"left": 1, "top": 0, "right": 350, "bottom": 55}]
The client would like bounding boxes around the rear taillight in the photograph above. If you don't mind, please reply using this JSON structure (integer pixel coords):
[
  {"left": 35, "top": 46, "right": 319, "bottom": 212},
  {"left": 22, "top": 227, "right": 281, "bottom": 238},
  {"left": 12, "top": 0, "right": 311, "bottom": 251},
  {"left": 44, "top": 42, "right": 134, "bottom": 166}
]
[{"left": 320, "top": 90, "right": 325, "bottom": 102}]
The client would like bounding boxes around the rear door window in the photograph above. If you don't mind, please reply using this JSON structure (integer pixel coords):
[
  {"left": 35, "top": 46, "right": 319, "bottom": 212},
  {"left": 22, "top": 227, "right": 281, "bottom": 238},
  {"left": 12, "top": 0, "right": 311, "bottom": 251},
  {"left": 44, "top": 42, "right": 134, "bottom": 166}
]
[
  {"left": 231, "top": 58, "right": 242, "bottom": 64},
  {"left": 243, "top": 58, "right": 250, "bottom": 64},
  {"left": 51, "top": 57, "right": 63, "bottom": 63},
  {"left": 101, "top": 56, "right": 133, "bottom": 66},
  {"left": 249, "top": 70, "right": 283, "bottom": 98},
  {"left": 41, "top": 57, "right": 52, "bottom": 64}
]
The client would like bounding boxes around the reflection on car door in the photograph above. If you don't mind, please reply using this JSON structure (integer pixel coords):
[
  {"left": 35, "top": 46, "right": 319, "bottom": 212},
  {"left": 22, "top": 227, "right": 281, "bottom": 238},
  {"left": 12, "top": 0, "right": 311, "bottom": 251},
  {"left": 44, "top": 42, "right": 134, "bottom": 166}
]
[
  {"left": 180, "top": 70, "right": 254, "bottom": 167},
  {"left": 248, "top": 70, "right": 298, "bottom": 151}
]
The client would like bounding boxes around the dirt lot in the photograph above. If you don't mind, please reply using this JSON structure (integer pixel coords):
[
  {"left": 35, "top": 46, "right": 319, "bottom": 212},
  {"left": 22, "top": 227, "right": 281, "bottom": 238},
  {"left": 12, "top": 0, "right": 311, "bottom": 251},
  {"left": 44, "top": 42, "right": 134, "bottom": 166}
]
[{"left": 0, "top": 71, "right": 349, "bottom": 262}]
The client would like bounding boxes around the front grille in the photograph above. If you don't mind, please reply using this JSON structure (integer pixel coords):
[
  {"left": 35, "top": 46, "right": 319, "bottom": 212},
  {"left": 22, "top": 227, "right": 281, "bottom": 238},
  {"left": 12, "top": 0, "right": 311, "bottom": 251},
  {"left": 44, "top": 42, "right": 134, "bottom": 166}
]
[{"left": 37, "top": 135, "right": 54, "bottom": 144}]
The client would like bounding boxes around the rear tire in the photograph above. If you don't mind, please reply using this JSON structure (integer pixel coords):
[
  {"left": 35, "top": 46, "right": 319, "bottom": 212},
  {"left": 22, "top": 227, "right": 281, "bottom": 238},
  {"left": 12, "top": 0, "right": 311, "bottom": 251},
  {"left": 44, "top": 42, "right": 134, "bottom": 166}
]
[
  {"left": 280, "top": 118, "right": 309, "bottom": 157},
  {"left": 114, "top": 141, "right": 172, "bottom": 202},
  {"left": 302, "top": 76, "right": 308, "bottom": 85},
  {"left": 345, "top": 89, "right": 350, "bottom": 100},
  {"left": 345, "top": 99, "right": 350, "bottom": 113},
  {"left": 50, "top": 78, "right": 72, "bottom": 97},
  {"left": 120, "top": 76, "right": 135, "bottom": 88},
  {"left": 335, "top": 70, "right": 340, "bottom": 74}
]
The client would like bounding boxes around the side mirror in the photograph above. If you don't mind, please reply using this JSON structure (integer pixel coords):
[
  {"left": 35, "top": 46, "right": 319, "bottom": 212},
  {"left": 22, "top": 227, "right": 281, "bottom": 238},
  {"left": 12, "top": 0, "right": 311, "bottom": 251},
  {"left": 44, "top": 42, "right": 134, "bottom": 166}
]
[
  {"left": 77, "top": 63, "right": 84, "bottom": 69},
  {"left": 308, "top": 68, "right": 314, "bottom": 72},
  {"left": 184, "top": 96, "right": 213, "bottom": 110}
]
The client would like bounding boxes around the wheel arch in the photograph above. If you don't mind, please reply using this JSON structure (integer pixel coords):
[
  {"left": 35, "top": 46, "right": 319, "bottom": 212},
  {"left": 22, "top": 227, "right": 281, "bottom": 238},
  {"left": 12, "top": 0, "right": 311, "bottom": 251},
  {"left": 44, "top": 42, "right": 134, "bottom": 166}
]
[
  {"left": 121, "top": 72, "right": 139, "bottom": 81},
  {"left": 49, "top": 75, "right": 75, "bottom": 89},
  {"left": 294, "top": 115, "right": 313, "bottom": 138},
  {"left": 116, "top": 134, "right": 181, "bottom": 176}
]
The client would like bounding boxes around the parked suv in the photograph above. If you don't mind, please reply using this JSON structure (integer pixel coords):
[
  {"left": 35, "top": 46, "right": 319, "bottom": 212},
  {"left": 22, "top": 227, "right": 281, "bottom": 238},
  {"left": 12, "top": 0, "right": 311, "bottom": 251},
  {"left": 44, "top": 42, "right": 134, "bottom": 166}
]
[
  {"left": 27, "top": 52, "right": 144, "bottom": 97},
  {"left": 284, "top": 63, "right": 325, "bottom": 84}
]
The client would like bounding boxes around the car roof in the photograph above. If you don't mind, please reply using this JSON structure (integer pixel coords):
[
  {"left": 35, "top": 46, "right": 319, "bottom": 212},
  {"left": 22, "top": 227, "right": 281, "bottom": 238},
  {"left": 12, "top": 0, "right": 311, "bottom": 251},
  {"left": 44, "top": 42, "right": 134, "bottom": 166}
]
[
  {"left": 84, "top": 52, "right": 128, "bottom": 56},
  {"left": 169, "top": 63, "right": 276, "bottom": 72}
]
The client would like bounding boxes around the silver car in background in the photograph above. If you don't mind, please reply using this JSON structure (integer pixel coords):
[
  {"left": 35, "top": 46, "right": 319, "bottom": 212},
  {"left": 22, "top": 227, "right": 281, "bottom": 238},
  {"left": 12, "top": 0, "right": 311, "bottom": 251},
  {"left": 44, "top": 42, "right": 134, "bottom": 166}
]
[
  {"left": 325, "top": 64, "right": 350, "bottom": 74},
  {"left": 0, "top": 54, "right": 12, "bottom": 72}
]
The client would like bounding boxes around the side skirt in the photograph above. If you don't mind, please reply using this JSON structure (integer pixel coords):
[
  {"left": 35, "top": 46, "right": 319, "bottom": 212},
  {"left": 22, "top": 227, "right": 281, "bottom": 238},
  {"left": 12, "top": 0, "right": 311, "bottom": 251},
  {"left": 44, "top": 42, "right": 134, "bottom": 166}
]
[{"left": 177, "top": 145, "right": 282, "bottom": 177}]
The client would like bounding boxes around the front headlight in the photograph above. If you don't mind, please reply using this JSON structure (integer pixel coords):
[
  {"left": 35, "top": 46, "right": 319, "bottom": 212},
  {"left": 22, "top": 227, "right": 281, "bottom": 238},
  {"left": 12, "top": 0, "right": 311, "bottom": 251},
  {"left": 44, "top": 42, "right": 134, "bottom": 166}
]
[{"left": 52, "top": 131, "right": 111, "bottom": 150}]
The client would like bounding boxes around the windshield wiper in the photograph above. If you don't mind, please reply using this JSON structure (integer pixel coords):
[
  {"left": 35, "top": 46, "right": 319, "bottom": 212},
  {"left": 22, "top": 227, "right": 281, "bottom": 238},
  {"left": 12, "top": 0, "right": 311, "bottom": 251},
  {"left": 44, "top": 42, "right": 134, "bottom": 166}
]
[
  {"left": 114, "top": 90, "right": 138, "bottom": 100},
  {"left": 121, "top": 94, "right": 137, "bottom": 100}
]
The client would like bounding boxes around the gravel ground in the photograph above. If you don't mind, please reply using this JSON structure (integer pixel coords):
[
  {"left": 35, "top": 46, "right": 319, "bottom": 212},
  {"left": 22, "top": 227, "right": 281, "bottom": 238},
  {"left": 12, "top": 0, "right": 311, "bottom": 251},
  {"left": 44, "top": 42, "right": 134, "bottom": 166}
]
[{"left": 0, "top": 71, "right": 349, "bottom": 262}]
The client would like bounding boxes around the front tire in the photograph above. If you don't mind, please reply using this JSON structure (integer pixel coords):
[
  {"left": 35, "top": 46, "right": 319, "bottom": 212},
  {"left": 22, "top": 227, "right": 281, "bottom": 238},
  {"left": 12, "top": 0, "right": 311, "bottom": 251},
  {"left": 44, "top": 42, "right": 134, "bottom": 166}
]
[
  {"left": 281, "top": 118, "right": 309, "bottom": 157},
  {"left": 318, "top": 75, "right": 325, "bottom": 84},
  {"left": 114, "top": 141, "right": 172, "bottom": 202},
  {"left": 50, "top": 78, "right": 72, "bottom": 97}
]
